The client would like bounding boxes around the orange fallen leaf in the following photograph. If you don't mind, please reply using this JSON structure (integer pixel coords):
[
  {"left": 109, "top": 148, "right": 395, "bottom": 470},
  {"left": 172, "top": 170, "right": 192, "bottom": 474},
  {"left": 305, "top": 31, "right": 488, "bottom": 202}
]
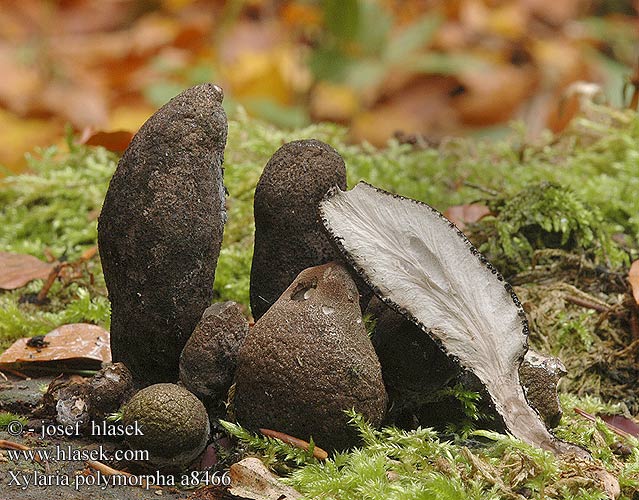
[
  {"left": 629, "top": 260, "right": 639, "bottom": 305},
  {"left": 444, "top": 203, "right": 491, "bottom": 231},
  {"left": 79, "top": 128, "right": 134, "bottom": 153},
  {"left": 453, "top": 64, "right": 539, "bottom": 126},
  {"left": 0, "top": 252, "right": 56, "bottom": 290},
  {"left": 0, "top": 324, "right": 111, "bottom": 372}
]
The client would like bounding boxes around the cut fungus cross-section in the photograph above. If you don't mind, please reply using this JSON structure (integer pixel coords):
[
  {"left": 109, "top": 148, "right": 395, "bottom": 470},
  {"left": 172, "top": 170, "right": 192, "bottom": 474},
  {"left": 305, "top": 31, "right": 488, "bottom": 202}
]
[{"left": 319, "top": 181, "right": 588, "bottom": 458}]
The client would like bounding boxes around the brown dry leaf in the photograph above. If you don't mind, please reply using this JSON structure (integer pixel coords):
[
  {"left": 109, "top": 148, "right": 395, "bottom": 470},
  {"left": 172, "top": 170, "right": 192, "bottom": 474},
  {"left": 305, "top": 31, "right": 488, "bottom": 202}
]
[
  {"left": 38, "top": 80, "right": 109, "bottom": 129},
  {"left": 629, "top": 260, "right": 639, "bottom": 305},
  {"left": 229, "top": 457, "right": 302, "bottom": 500},
  {"left": 444, "top": 203, "right": 491, "bottom": 231},
  {"left": 521, "top": 0, "right": 586, "bottom": 26},
  {"left": 350, "top": 76, "right": 459, "bottom": 146},
  {"left": 79, "top": 129, "right": 134, "bottom": 153},
  {"left": 0, "top": 252, "right": 56, "bottom": 290},
  {"left": 600, "top": 414, "right": 639, "bottom": 437},
  {"left": 453, "top": 64, "right": 539, "bottom": 126},
  {"left": 0, "top": 324, "right": 111, "bottom": 371}
]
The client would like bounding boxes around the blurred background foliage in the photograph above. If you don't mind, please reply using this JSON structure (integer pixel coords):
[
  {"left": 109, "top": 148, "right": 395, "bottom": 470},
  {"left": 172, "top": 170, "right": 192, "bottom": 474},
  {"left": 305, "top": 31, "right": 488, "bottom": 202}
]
[{"left": 0, "top": 0, "right": 636, "bottom": 172}]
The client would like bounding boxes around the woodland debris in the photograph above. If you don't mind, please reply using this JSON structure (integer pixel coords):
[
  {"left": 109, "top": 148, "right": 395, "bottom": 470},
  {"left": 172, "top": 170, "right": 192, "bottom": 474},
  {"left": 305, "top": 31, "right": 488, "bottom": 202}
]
[
  {"left": 319, "top": 182, "right": 587, "bottom": 457},
  {"left": 629, "top": 260, "right": 639, "bottom": 305},
  {"left": 229, "top": 457, "right": 302, "bottom": 500},
  {"left": 0, "top": 324, "right": 111, "bottom": 373},
  {"left": 259, "top": 428, "right": 328, "bottom": 460},
  {"left": 0, "top": 252, "right": 55, "bottom": 290}
]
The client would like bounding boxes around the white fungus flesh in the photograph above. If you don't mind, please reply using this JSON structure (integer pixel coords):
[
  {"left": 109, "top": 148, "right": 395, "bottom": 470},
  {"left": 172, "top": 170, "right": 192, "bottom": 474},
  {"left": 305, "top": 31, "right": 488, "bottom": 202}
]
[{"left": 320, "top": 182, "right": 587, "bottom": 457}]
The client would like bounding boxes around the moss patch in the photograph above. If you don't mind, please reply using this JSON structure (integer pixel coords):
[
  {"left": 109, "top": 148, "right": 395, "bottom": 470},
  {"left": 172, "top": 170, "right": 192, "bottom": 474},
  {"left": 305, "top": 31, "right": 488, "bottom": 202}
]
[{"left": 2, "top": 105, "right": 639, "bottom": 498}]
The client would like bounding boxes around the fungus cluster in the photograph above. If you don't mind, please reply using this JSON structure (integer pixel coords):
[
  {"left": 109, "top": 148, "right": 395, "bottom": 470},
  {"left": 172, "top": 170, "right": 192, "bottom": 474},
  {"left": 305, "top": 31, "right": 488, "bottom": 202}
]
[{"left": 94, "top": 83, "right": 581, "bottom": 473}]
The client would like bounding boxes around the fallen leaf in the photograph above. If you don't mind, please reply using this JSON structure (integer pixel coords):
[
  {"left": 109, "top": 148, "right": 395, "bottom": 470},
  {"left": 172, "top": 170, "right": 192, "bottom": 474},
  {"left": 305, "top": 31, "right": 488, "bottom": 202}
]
[
  {"left": 309, "top": 81, "right": 359, "bottom": 123},
  {"left": 0, "top": 252, "right": 56, "bottom": 290},
  {"left": 453, "top": 64, "right": 539, "bottom": 126},
  {"left": 0, "top": 109, "right": 62, "bottom": 174},
  {"left": 349, "top": 76, "right": 459, "bottom": 146},
  {"left": 229, "top": 457, "right": 302, "bottom": 500},
  {"left": 0, "top": 324, "right": 111, "bottom": 372},
  {"left": 521, "top": 0, "right": 584, "bottom": 26},
  {"left": 79, "top": 129, "right": 134, "bottom": 153},
  {"left": 600, "top": 414, "right": 639, "bottom": 437},
  {"left": 444, "top": 203, "right": 491, "bottom": 231},
  {"left": 629, "top": 260, "right": 639, "bottom": 305}
]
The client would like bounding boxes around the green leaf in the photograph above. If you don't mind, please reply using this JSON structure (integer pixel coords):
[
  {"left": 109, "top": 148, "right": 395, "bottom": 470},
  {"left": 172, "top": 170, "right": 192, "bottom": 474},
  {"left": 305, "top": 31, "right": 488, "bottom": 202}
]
[
  {"left": 384, "top": 15, "right": 442, "bottom": 62},
  {"left": 244, "top": 99, "right": 309, "bottom": 129},
  {"left": 345, "top": 59, "right": 387, "bottom": 89},
  {"left": 309, "top": 46, "right": 352, "bottom": 82},
  {"left": 323, "top": 0, "right": 360, "bottom": 41}
]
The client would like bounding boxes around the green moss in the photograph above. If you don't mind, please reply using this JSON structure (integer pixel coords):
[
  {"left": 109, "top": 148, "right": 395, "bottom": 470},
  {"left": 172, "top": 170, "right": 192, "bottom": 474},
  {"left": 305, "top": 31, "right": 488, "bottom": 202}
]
[
  {"left": 0, "top": 412, "right": 27, "bottom": 428},
  {"left": 222, "top": 403, "right": 639, "bottom": 500},
  {"left": 473, "top": 182, "right": 627, "bottom": 277},
  {"left": 2, "top": 105, "right": 639, "bottom": 499}
]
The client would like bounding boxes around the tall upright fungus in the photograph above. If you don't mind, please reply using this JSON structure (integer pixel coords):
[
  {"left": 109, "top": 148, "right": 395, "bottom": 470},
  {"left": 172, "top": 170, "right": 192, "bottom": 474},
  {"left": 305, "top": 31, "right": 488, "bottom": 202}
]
[
  {"left": 98, "top": 83, "right": 228, "bottom": 386},
  {"left": 250, "top": 139, "right": 347, "bottom": 320}
]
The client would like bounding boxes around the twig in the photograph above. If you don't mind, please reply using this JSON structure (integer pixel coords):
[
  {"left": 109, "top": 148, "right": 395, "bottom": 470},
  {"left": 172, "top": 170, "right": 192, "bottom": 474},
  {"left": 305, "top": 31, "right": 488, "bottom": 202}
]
[
  {"left": 0, "top": 440, "right": 44, "bottom": 464},
  {"left": 564, "top": 295, "right": 611, "bottom": 313},
  {"left": 259, "top": 428, "right": 328, "bottom": 460},
  {"left": 36, "top": 263, "right": 65, "bottom": 303},
  {"left": 462, "top": 181, "right": 499, "bottom": 197},
  {"left": 614, "top": 338, "right": 639, "bottom": 359},
  {"left": 86, "top": 460, "right": 159, "bottom": 490},
  {"left": 0, "top": 368, "right": 29, "bottom": 379},
  {"left": 461, "top": 448, "right": 519, "bottom": 499}
]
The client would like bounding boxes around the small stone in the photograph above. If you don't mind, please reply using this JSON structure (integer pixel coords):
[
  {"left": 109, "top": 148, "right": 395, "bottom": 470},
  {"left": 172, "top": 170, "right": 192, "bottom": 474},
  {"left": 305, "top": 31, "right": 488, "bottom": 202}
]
[
  {"left": 179, "top": 302, "right": 249, "bottom": 417},
  {"left": 250, "top": 139, "right": 347, "bottom": 320},
  {"left": 235, "top": 262, "right": 387, "bottom": 451}
]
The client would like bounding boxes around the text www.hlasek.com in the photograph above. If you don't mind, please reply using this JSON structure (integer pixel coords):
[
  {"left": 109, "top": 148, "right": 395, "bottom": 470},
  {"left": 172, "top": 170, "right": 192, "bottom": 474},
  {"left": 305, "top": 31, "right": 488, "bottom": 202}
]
[{"left": 6, "top": 445, "right": 148, "bottom": 464}]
